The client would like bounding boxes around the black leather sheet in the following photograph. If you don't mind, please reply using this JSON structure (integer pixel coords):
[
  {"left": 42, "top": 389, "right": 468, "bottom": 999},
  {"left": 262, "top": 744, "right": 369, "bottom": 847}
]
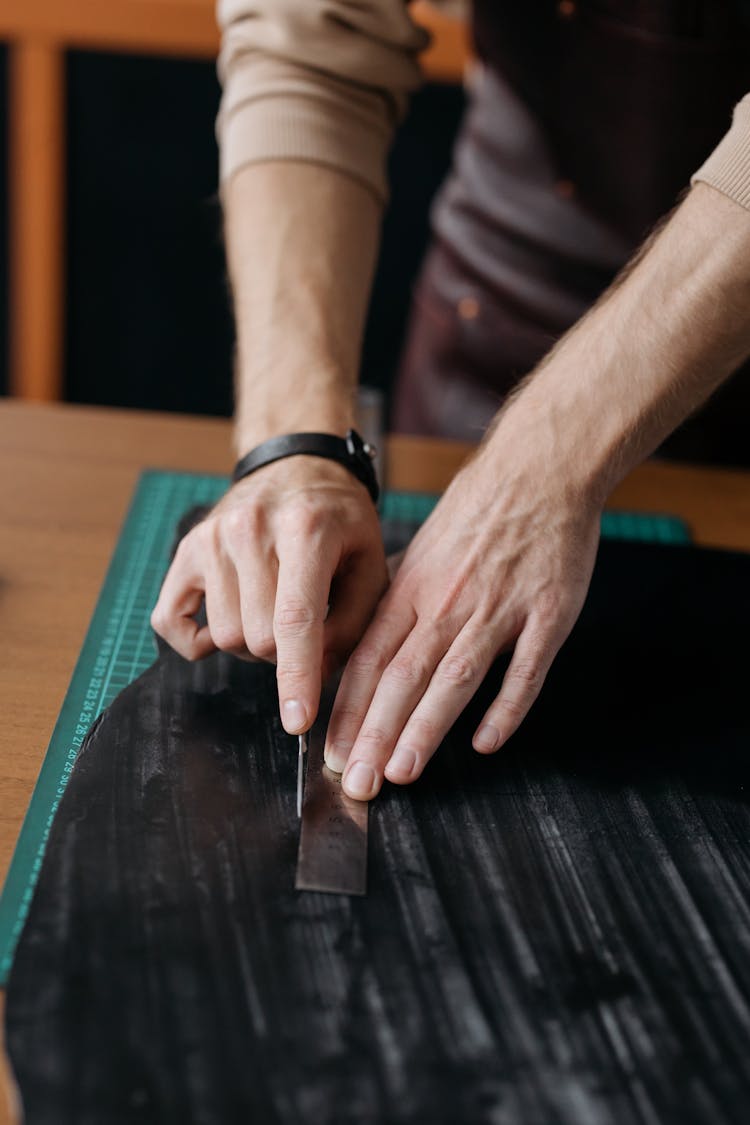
[{"left": 6, "top": 535, "right": 750, "bottom": 1124}]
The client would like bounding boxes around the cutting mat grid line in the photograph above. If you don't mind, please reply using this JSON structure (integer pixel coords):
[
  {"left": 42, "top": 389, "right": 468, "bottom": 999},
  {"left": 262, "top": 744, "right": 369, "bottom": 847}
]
[
  {"left": 97, "top": 475, "right": 226, "bottom": 708},
  {"left": 0, "top": 469, "right": 690, "bottom": 981},
  {"left": 0, "top": 472, "right": 225, "bottom": 979}
]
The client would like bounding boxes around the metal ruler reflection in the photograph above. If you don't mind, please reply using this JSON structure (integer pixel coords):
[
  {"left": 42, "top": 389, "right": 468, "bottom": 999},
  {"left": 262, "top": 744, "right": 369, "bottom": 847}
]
[{"left": 296, "top": 692, "right": 368, "bottom": 896}]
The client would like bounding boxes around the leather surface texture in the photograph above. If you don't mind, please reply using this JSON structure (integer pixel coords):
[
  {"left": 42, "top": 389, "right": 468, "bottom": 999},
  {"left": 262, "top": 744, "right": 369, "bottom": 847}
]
[{"left": 6, "top": 534, "right": 750, "bottom": 1124}]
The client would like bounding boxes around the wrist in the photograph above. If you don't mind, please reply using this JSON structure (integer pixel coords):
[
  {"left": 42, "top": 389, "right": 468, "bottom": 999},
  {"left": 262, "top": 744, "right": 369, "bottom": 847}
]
[
  {"left": 234, "top": 412, "right": 355, "bottom": 455},
  {"left": 228, "top": 453, "right": 363, "bottom": 496},
  {"left": 233, "top": 376, "right": 357, "bottom": 456},
  {"left": 480, "top": 375, "right": 612, "bottom": 517},
  {"left": 481, "top": 183, "right": 750, "bottom": 510},
  {"left": 232, "top": 429, "right": 379, "bottom": 503}
]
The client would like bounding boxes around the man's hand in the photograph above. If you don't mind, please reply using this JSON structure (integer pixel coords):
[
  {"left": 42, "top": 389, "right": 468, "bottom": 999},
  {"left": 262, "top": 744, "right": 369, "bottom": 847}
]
[
  {"left": 152, "top": 159, "right": 388, "bottom": 734},
  {"left": 326, "top": 183, "right": 750, "bottom": 800},
  {"left": 324, "top": 443, "right": 600, "bottom": 799},
  {"left": 151, "top": 457, "right": 387, "bottom": 734}
]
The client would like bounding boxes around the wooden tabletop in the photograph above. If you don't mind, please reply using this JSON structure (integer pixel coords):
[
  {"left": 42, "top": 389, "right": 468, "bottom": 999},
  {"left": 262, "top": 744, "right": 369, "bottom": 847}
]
[{"left": 1, "top": 399, "right": 749, "bottom": 1121}]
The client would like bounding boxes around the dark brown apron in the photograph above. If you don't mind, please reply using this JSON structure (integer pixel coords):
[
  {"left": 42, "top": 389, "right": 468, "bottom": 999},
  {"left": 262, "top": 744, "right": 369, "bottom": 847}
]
[{"left": 393, "top": 0, "right": 750, "bottom": 465}]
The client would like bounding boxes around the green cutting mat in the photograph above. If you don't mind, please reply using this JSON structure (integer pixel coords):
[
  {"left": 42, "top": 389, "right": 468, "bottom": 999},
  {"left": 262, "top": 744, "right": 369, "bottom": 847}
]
[{"left": 0, "top": 469, "right": 691, "bottom": 982}]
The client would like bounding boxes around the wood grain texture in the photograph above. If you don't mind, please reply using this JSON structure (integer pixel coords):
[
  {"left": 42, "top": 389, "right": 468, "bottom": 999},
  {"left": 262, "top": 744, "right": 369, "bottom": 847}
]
[{"left": 6, "top": 527, "right": 750, "bottom": 1123}]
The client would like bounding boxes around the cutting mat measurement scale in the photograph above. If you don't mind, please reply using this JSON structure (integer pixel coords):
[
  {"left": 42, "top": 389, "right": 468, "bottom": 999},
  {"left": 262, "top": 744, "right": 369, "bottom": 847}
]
[{"left": 0, "top": 470, "right": 690, "bottom": 982}]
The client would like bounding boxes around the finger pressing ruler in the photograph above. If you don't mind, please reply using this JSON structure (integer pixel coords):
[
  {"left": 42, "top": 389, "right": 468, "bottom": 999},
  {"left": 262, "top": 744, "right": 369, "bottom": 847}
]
[
  {"left": 295, "top": 693, "right": 368, "bottom": 896},
  {"left": 0, "top": 468, "right": 688, "bottom": 977}
]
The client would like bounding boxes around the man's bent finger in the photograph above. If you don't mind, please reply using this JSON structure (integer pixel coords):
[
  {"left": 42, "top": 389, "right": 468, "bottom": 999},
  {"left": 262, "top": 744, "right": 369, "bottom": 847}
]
[
  {"left": 341, "top": 625, "right": 453, "bottom": 799},
  {"left": 324, "top": 598, "right": 416, "bottom": 775},
  {"left": 151, "top": 546, "right": 216, "bottom": 661},
  {"left": 472, "top": 621, "right": 559, "bottom": 754},
  {"left": 381, "top": 624, "right": 495, "bottom": 788},
  {"left": 322, "top": 552, "right": 388, "bottom": 672},
  {"left": 203, "top": 554, "right": 248, "bottom": 656}
]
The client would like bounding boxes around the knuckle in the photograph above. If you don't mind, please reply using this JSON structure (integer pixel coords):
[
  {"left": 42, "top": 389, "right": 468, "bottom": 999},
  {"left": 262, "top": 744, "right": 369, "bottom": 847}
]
[
  {"left": 500, "top": 695, "right": 527, "bottom": 723},
  {"left": 298, "top": 508, "right": 325, "bottom": 538},
  {"left": 534, "top": 589, "right": 563, "bottom": 627},
  {"left": 387, "top": 654, "right": 429, "bottom": 687},
  {"left": 439, "top": 653, "right": 478, "bottom": 687},
  {"left": 509, "top": 660, "right": 544, "bottom": 694},
  {"left": 276, "top": 661, "right": 308, "bottom": 684},
  {"left": 172, "top": 535, "right": 194, "bottom": 565},
  {"left": 223, "top": 505, "right": 262, "bottom": 548},
  {"left": 348, "top": 643, "right": 389, "bottom": 677},
  {"left": 280, "top": 500, "right": 324, "bottom": 538},
  {"left": 210, "top": 622, "right": 245, "bottom": 652},
  {"left": 191, "top": 517, "right": 215, "bottom": 548},
  {"left": 405, "top": 716, "right": 439, "bottom": 748},
  {"left": 356, "top": 725, "right": 392, "bottom": 753},
  {"left": 150, "top": 606, "right": 166, "bottom": 635},
  {"left": 246, "top": 632, "right": 276, "bottom": 661},
  {"left": 433, "top": 577, "right": 465, "bottom": 620},
  {"left": 274, "top": 601, "right": 317, "bottom": 634}
]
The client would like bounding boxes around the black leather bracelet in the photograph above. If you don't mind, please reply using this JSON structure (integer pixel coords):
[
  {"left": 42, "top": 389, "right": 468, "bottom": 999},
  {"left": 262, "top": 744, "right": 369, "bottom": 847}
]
[{"left": 231, "top": 429, "right": 380, "bottom": 503}]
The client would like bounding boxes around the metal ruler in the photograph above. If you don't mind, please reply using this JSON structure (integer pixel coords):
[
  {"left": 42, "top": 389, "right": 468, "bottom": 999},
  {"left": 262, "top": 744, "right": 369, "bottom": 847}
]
[
  {"left": 296, "top": 689, "right": 369, "bottom": 896},
  {"left": 0, "top": 469, "right": 690, "bottom": 982}
]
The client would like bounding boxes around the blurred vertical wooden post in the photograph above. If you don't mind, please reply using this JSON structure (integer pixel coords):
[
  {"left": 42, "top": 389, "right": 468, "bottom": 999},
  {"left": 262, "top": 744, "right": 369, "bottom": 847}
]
[
  {"left": 9, "top": 40, "right": 65, "bottom": 400},
  {"left": 411, "top": 0, "right": 471, "bottom": 83}
]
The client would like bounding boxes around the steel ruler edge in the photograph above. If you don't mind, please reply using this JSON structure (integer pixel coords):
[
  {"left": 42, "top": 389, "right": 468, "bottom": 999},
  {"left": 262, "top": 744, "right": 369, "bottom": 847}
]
[
  {"left": 0, "top": 469, "right": 691, "bottom": 983},
  {"left": 296, "top": 687, "right": 369, "bottom": 896}
]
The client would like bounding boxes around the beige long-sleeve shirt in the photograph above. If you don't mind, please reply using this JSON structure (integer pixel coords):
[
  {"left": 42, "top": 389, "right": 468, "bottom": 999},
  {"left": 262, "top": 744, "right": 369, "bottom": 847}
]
[{"left": 216, "top": 0, "right": 750, "bottom": 211}]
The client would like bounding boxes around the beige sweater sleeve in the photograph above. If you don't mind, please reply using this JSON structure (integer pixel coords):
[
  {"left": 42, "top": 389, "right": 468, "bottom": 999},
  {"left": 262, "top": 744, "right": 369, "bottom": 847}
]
[
  {"left": 691, "top": 94, "right": 750, "bottom": 211},
  {"left": 216, "top": 0, "right": 429, "bottom": 202}
]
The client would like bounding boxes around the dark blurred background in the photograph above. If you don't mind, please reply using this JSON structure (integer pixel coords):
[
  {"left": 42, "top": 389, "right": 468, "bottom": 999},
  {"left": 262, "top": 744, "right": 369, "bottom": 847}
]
[{"left": 63, "top": 52, "right": 465, "bottom": 418}]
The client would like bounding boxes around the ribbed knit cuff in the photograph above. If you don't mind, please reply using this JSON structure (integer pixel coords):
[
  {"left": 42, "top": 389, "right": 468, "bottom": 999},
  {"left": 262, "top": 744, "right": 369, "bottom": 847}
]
[
  {"left": 691, "top": 95, "right": 750, "bottom": 211},
  {"left": 218, "top": 91, "right": 391, "bottom": 204}
]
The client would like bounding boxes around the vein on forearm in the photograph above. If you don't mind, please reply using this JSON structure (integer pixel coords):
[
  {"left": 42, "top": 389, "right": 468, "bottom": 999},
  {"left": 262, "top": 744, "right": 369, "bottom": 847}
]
[
  {"left": 486, "top": 183, "right": 750, "bottom": 503},
  {"left": 224, "top": 161, "right": 382, "bottom": 452}
]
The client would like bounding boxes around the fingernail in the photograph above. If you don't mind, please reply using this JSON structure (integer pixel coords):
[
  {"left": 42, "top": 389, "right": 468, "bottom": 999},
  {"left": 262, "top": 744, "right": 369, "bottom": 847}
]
[
  {"left": 324, "top": 741, "right": 350, "bottom": 774},
  {"left": 474, "top": 724, "right": 500, "bottom": 753},
  {"left": 385, "top": 747, "right": 416, "bottom": 781},
  {"left": 282, "top": 699, "right": 307, "bottom": 733},
  {"left": 344, "top": 761, "right": 377, "bottom": 800}
]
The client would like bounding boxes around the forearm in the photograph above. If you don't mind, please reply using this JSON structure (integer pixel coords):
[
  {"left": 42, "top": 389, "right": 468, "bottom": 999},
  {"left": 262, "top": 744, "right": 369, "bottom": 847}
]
[
  {"left": 486, "top": 183, "right": 750, "bottom": 502},
  {"left": 225, "top": 161, "right": 382, "bottom": 454}
]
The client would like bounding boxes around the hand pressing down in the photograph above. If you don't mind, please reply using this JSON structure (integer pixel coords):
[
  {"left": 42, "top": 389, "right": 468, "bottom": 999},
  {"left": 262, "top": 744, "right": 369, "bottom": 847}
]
[
  {"left": 324, "top": 442, "right": 602, "bottom": 801},
  {"left": 151, "top": 457, "right": 388, "bottom": 734}
]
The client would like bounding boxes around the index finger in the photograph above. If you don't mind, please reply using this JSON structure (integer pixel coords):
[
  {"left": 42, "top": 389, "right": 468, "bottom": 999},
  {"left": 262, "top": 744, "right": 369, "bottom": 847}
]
[
  {"left": 273, "top": 536, "right": 339, "bottom": 735},
  {"left": 150, "top": 538, "right": 216, "bottom": 662}
]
